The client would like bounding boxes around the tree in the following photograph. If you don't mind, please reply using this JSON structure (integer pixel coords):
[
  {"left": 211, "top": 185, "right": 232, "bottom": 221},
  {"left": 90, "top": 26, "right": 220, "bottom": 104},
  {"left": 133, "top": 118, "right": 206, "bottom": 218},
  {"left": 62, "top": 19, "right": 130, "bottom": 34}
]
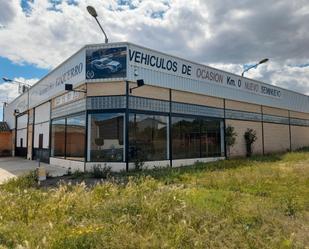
[
  {"left": 244, "top": 128, "right": 257, "bottom": 157},
  {"left": 225, "top": 125, "right": 237, "bottom": 158}
]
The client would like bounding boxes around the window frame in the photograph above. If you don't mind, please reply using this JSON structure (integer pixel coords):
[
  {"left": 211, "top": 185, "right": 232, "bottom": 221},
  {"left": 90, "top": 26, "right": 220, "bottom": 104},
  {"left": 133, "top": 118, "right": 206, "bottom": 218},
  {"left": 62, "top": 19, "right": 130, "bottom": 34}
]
[
  {"left": 50, "top": 112, "right": 86, "bottom": 161},
  {"left": 171, "top": 114, "right": 223, "bottom": 160},
  {"left": 128, "top": 112, "right": 170, "bottom": 162},
  {"left": 87, "top": 111, "right": 125, "bottom": 163}
]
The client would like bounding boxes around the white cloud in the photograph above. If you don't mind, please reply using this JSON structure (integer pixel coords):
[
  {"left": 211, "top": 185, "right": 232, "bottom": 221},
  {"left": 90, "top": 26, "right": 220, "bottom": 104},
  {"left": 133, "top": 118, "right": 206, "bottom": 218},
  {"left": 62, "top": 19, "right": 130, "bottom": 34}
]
[{"left": 0, "top": 0, "right": 308, "bottom": 95}]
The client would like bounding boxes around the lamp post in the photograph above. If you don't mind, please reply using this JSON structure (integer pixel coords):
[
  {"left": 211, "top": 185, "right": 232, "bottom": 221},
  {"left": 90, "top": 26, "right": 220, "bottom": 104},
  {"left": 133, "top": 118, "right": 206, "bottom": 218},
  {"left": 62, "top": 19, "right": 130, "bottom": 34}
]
[
  {"left": 87, "top": 5, "right": 109, "bottom": 44},
  {"left": 2, "top": 77, "right": 31, "bottom": 110},
  {"left": 241, "top": 58, "right": 269, "bottom": 77},
  {"left": 2, "top": 77, "right": 31, "bottom": 88},
  {"left": 1, "top": 101, "right": 8, "bottom": 121}
]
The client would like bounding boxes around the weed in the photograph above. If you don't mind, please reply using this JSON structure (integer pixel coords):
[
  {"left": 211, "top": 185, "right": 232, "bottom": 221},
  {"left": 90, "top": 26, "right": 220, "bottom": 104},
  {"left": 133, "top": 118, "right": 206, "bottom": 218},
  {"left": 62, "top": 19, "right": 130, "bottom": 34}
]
[
  {"left": 71, "top": 169, "right": 85, "bottom": 179},
  {"left": 295, "top": 146, "right": 309, "bottom": 152},
  {"left": 92, "top": 164, "right": 112, "bottom": 179},
  {"left": 281, "top": 195, "right": 300, "bottom": 217}
]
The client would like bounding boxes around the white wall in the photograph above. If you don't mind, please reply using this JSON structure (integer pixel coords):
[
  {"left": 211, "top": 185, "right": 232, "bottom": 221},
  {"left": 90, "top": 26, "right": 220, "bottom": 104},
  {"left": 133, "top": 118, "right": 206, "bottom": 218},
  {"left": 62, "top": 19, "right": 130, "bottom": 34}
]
[
  {"left": 34, "top": 102, "right": 50, "bottom": 123},
  {"left": 29, "top": 49, "right": 85, "bottom": 108},
  {"left": 32, "top": 102, "right": 50, "bottom": 149},
  {"left": 17, "top": 114, "right": 28, "bottom": 129},
  {"left": 33, "top": 122, "right": 50, "bottom": 149},
  {"left": 50, "top": 157, "right": 85, "bottom": 172},
  {"left": 16, "top": 128, "right": 27, "bottom": 148}
]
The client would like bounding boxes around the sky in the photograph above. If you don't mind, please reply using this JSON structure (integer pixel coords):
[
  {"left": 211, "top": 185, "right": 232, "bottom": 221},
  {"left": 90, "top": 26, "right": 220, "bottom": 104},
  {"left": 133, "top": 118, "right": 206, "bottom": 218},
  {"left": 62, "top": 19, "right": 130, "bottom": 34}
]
[{"left": 0, "top": 0, "right": 309, "bottom": 120}]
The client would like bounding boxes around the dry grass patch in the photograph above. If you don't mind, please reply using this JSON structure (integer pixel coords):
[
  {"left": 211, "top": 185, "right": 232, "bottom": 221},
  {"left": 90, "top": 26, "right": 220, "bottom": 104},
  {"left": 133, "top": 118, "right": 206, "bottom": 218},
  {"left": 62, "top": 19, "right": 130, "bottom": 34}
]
[{"left": 0, "top": 151, "right": 308, "bottom": 248}]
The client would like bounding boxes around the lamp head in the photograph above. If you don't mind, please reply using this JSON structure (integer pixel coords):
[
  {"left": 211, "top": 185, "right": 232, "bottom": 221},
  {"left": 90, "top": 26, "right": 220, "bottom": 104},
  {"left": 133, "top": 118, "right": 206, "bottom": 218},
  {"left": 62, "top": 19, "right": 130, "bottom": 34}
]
[
  {"left": 87, "top": 6, "right": 98, "bottom": 18},
  {"left": 259, "top": 58, "right": 269, "bottom": 64},
  {"left": 137, "top": 79, "right": 144, "bottom": 87},
  {"left": 65, "top": 84, "right": 73, "bottom": 91},
  {"left": 2, "top": 77, "right": 12, "bottom": 82}
]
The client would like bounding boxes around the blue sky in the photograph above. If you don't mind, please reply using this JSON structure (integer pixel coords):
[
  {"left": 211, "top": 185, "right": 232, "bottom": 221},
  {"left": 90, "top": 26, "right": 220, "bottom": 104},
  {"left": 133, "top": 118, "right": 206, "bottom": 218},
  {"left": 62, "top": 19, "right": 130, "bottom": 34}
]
[
  {"left": 0, "top": 57, "right": 48, "bottom": 121},
  {"left": 0, "top": 0, "right": 309, "bottom": 122},
  {"left": 0, "top": 56, "right": 48, "bottom": 80}
]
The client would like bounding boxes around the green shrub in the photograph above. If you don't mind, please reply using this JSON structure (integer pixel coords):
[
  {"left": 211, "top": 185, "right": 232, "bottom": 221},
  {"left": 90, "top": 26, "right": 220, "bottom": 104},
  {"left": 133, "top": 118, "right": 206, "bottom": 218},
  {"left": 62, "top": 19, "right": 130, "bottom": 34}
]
[
  {"left": 92, "top": 164, "right": 111, "bottom": 179},
  {"left": 225, "top": 125, "right": 237, "bottom": 157},
  {"left": 244, "top": 128, "right": 257, "bottom": 157},
  {"left": 133, "top": 157, "right": 145, "bottom": 171},
  {"left": 71, "top": 169, "right": 85, "bottom": 179}
]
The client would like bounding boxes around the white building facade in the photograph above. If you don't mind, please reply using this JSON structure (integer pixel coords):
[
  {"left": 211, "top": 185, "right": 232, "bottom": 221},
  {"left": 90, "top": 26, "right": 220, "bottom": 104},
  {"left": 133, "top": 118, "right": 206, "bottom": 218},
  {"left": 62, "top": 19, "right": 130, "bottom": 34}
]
[{"left": 4, "top": 42, "right": 309, "bottom": 172}]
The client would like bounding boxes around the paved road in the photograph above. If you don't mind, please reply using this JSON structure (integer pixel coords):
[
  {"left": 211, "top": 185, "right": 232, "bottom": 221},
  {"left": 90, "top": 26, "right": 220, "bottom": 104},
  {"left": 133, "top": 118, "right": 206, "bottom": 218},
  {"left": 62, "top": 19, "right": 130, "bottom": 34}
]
[{"left": 0, "top": 157, "right": 67, "bottom": 184}]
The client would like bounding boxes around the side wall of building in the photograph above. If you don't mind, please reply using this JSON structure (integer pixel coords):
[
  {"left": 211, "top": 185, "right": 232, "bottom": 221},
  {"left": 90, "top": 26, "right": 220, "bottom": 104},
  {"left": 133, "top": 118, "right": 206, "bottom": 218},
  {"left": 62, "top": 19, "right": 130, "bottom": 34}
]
[
  {"left": 291, "top": 126, "right": 309, "bottom": 150},
  {"left": 0, "top": 132, "right": 12, "bottom": 156},
  {"left": 263, "top": 123, "right": 290, "bottom": 153}
]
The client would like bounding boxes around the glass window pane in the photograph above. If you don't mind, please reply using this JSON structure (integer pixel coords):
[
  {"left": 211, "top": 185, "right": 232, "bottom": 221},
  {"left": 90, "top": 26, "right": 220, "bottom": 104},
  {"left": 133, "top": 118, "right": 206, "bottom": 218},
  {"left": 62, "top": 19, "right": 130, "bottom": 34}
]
[
  {"left": 201, "top": 119, "right": 221, "bottom": 157},
  {"left": 129, "top": 114, "right": 168, "bottom": 161},
  {"left": 66, "top": 115, "right": 86, "bottom": 161},
  {"left": 51, "top": 118, "right": 65, "bottom": 158},
  {"left": 89, "top": 113, "right": 124, "bottom": 162},
  {"left": 172, "top": 117, "right": 200, "bottom": 159}
]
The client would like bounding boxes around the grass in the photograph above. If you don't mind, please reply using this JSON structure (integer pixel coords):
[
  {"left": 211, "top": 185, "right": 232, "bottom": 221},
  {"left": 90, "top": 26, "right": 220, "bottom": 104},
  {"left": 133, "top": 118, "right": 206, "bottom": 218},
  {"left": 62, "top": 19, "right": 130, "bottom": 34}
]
[{"left": 0, "top": 151, "right": 308, "bottom": 248}]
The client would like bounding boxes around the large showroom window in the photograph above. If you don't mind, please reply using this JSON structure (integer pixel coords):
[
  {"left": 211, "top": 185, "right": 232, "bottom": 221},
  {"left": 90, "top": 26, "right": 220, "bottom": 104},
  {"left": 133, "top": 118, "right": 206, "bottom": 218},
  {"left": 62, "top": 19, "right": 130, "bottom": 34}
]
[
  {"left": 172, "top": 117, "right": 200, "bottom": 159},
  {"left": 51, "top": 114, "right": 86, "bottom": 161},
  {"left": 66, "top": 115, "right": 86, "bottom": 161},
  {"left": 129, "top": 113, "right": 169, "bottom": 161},
  {"left": 51, "top": 118, "right": 65, "bottom": 158},
  {"left": 200, "top": 119, "right": 221, "bottom": 157},
  {"left": 172, "top": 116, "right": 222, "bottom": 159},
  {"left": 88, "top": 113, "right": 124, "bottom": 162}
]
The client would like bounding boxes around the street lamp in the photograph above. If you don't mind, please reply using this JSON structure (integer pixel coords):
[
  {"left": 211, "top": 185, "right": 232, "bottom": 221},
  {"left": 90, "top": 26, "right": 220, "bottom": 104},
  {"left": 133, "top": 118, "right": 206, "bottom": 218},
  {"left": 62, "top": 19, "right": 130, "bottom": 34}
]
[
  {"left": 87, "top": 5, "right": 108, "bottom": 44},
  {"left": 129, "top": 79, "right": 145, "bottom": 93},
  {"left": 65, "top": 84, "right": 87, "bottom": 93},
  {"left": 2, "top": 77, "right": 31, "bottom": 96},
  {"left": 2, "top": 77, "right": 31, "bottom": 111},
  {"left": 0, "top": 101, "right": 8, "bottom": 121},
  {"left": 241, "top": 58, "right": 269, "bottom": 77},
  {"left": 2, "top": 77, "right": 31, "bottom": 88}
]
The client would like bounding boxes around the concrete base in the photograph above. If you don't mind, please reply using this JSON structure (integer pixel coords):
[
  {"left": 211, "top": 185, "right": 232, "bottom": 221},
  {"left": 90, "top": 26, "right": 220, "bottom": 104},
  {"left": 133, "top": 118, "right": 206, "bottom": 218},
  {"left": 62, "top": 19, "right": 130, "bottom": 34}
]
[
  {"left": 172, "top": 157, "right": 225, "bottom": 167},
  {"left": 46, "top": 157, "right": 225, "bottom": 173},
  {"left": 86, "top": 162, "right": 126, "bottom": 173},
  {"left": 50, "top": 157, "right": 85, "bottom": 172}
]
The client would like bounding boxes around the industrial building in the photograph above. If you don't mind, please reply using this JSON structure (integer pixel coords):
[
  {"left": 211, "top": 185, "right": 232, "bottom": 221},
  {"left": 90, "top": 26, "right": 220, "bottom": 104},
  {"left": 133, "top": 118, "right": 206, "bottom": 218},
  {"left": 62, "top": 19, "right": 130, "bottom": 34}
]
[{"left": 3, "top": 42, "right": 309, "bottom": 172}]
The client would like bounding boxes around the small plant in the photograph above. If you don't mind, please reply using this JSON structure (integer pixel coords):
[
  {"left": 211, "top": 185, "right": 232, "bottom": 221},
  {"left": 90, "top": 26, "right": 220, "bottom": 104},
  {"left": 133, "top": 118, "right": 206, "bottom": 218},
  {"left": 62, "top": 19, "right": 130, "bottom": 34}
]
[
  {"left": 130, "top": 145, "right": 146, "bottom": 171},
  {"left": 92, "top": 164, "right": 112, "bottom": 179},
  {"left": 71, "top": 169, "right": 85, "bottom": 179},
  {"left": 281, "top": 196, "right": 299, "bottom": 217},
  {"left": 296, "top": 146, "right": 309, "bottom": 152},
  {"left": 134, "top": 157, "right": 145, "bottom": 171},
  {"left": 244, "top": 128, "right": 257, "bottom": 157},
  {"left": 225, "top": 125, "right": 237, "bottom": 158}
]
